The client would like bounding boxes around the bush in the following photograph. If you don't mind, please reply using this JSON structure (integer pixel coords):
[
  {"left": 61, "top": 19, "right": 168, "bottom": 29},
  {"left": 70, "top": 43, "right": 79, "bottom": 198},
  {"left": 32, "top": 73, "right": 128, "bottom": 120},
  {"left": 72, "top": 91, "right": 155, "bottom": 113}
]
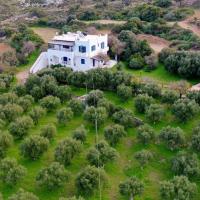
[
  {"left": 0, "top": 132, "right": 13, "bottom": 158},
  {"left": 137, "top": 124, "right": 155, "bottom": 145},
  {"left": 154, "top": 0, "right": 172, "bottom": 7},
  {"left": 56, "top": 86, "right": 72, "bottom": 102},
  {"left": 20, "top": 135, "right": 49, "bottom": 160},
  {"left": 55, "top": 138, "right": 81, "bottom": 166},
  {"left": 72, "top": 125, "right": 87, "bottom": 143},
  {"left": 159, "top": 126, "right": 185, "bottom": 151},
  {"left": 145, "top": 54, "right": 158, "bottom": 71},
  {"left": 36, "top": 162, "right": 69, "bottom": 190},
  {"left": 104, "top": 124, "right": 126, "bottom": 146},
  {"left": 117, "top": 84, "right": 132, "bottom": 100},
  {"left": 129, "top": 55, "right": 145, "bottom": 69},
  {"left": 142, "top": 83, "right": 161, "bottom": 98},
  {"left": 0, "top": 158, "right": 26, "bottom": 186},
  {"left": 57, "top": 107, "right": 74, "bottom": 125},
  {"left": 39, "top": 96, "right": 61, "bottom": 112},
  {"left": 40, "top": 124, "right": 56, "bottom": 140},
  {"left": 9, "top": 116, "right": 33, "bottom": 139}
]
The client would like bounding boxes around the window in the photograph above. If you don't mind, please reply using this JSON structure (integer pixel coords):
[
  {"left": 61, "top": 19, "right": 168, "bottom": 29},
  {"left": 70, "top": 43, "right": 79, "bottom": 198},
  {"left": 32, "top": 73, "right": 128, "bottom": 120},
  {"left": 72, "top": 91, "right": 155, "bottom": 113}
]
[
  {"left": 79, "top": 46, "right": 86, "bottom": 53},
  {"left": 101, "top": 42, "right": 105, "bottom": 49},
  {"left": 91, "top": 45, "right": 96, "bottom": 51},
  {"left": 81, "top": 59, "right": 85, "bottom": 64},
  {"left": 63, "top": 45, "right": 70, "bottom": 49},
  {"left": 63, "top": 57, "right": 68, "bottom": 62}
]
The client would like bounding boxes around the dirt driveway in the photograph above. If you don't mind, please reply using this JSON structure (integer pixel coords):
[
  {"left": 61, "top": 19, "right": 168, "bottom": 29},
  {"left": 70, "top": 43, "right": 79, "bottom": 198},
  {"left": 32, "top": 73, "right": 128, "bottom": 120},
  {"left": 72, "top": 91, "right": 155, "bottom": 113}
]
[{"left": 16, "top": 69, "right": 29, "bottom": 84}]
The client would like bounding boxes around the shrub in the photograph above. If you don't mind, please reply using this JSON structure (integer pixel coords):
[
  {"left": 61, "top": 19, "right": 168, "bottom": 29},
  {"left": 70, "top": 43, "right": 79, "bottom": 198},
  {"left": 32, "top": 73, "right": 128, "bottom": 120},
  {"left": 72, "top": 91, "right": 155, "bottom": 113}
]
[
  {"left": 161, "top": 90, "right": 179, "bottom": 104},
  {"left": 85, "top": 90, "right": 104, "bottom": 107},
  {"left": 129, "top": 55, "right": 145, "bottom": 69},
  {"left": 56, "top": 86, "right": 72, "bottom": 102},
  {"left": 29, "top": 106, "right": 46, "bottom": 125},
  {"left": 142, "top": 83, "right": 161, "bottom": 98}
]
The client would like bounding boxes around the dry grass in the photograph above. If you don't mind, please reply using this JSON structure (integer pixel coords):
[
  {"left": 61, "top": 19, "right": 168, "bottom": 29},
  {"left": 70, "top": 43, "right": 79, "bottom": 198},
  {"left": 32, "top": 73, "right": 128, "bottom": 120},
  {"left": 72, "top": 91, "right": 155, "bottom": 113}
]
[
  {"left": 137, "top": 34, "right": 170, "bottom": 54},
  {"left": 31, "top": 27, "right": 59, "bottom": 43}
]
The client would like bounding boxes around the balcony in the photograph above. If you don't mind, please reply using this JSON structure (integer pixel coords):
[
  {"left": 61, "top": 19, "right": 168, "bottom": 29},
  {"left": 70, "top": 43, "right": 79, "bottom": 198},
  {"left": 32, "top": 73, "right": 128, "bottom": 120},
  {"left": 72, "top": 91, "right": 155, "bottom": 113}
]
[{"left": 48, "top": 43, "right": 74, "bottom": 52}]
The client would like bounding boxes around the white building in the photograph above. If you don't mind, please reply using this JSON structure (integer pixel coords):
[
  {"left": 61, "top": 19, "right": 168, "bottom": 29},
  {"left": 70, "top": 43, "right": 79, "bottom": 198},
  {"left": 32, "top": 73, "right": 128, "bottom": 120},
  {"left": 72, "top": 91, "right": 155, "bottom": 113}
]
[{"left": 30, "top": 31, "right": 116, "bottom": 73}]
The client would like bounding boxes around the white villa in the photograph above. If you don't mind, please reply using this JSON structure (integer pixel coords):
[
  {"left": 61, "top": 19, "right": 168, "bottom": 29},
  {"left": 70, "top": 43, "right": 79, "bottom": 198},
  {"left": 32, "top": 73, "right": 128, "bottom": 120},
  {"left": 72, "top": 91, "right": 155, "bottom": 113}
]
[{"left": 30, "top": 31, "right": 116, "bottom": 73}]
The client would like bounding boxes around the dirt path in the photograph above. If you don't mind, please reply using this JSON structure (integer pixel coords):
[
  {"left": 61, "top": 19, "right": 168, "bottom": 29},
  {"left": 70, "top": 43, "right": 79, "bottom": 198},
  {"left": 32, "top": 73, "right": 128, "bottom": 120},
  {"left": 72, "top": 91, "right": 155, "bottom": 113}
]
[
  {"left": 16, "top": 69, "right": 29, "bottom": 84},
  {"left": 83, "top": 19, "right": 126, "bottom": 25},
  {"left": 137, "top": 34, "right": 170, "bottom": 54},
  {"left": 177, "top": 10, "right": 200, "bottom": 37}
]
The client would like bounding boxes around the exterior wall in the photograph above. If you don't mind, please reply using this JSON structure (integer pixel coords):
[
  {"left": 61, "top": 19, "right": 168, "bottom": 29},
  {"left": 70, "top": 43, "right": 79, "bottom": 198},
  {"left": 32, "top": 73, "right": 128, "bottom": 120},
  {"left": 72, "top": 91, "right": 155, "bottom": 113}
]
[{"left": 32, "top": 33, "right": 110, "bottom": 73}]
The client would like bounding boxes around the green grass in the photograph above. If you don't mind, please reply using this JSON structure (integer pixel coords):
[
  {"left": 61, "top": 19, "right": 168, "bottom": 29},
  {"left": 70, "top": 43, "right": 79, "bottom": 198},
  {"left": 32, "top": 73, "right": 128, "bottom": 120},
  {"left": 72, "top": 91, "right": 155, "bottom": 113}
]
[
  {"left": 1, "top": 87, "right": 200, "bottom": 200},
  {"left": 120, "top": 63, "right": 199, "bottom": 85}
]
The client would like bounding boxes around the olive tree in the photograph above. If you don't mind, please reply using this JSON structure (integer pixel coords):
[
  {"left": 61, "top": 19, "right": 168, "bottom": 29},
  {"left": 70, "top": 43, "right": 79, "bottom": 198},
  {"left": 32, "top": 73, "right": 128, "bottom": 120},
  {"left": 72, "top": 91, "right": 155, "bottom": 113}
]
[
  {"left": 172, "top": 151, "right": 200, "bottom": 178},
  {"left": 29, "top": 106, "right": 46, "bottom": 125},
  {"left": 191, "top": 125, "right": 200, "bottom": 151},
  {"left": 135, "top": 150, "right": 153, "bottom": 168},
  {"left": 146, "top": 104, "right": 165, "bottom": 123},
  {"left": 75, "top": 166, "right": 106, "bottom": 195},
  {"left": 112, "top": 109, "right": 135, "bottom": 128},
  {"left": 84, "top": 106, "right": 108, "bottom": 126},
  {"left": 8, "top": 189, "right": 39, "bottom": 200},
  {"left": 40, "top": 124, "right": 56, "bottom": 140},
  {"left": 85, "top": 90, "right": 104, "bottom": 107},
  {"left": 0, "top": 158, "right": 26, "bottom": 186},
  {"left": 69, "top": 99, "right": 84, "bottom": 115},
  {"left": 159, "top": 126, "right": 185, "bottom": 151},
  {"left": 9, "top": 116, "right": 34, "bottom": 139},
  {"left": 161, "top": 90, "right": 179, "bottom": 104},
  {"left": 55, "top": 138, "right": 81, "bottom": 166},
  {"left": 137, "top": 124, "right": 155, "bottom": 145},
  {"left": 36, "top": 162, "right": 69, "bottom": 190},
  {"left": 104, "top": 124, "right": 126, "bottom": 146},
  {"left": 57, "top": 107, "right": 74, "bottom": 125},
  {"left": 172, "top": 98, "right": 199, "bottom": 122},
  {"left": 119, "top": 176, "right": 144, "bottom": 200},
  {"left": 20, "top": 135, "right": 49, "bottom": 160},
  {"left": 87, "top": 141, "right": 118, "bottom": 167},
  {"left": 135, "top": 94, "right": 153, "bottom": 113},
  {"left": 160, "top": 176, "right": 197, "bottom": 200},
  {"left": 117, "top": 84, "right": 132, "bottom": 100},
  {"left": 39, "top": 96, "right": 61, "bottom": 112},
  {"left": 72, "top": 125, "right": 87, "bottom": 143},
  {"left": 0, "top": 132, "right": 13, "bottom": 158}
]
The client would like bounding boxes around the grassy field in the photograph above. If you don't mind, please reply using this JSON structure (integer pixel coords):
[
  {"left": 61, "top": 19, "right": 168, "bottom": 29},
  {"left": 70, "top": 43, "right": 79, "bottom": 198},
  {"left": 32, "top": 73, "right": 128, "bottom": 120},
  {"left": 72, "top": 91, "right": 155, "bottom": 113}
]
[{"left": 1, "top": 84, "right": 200, "bottom": 200}]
